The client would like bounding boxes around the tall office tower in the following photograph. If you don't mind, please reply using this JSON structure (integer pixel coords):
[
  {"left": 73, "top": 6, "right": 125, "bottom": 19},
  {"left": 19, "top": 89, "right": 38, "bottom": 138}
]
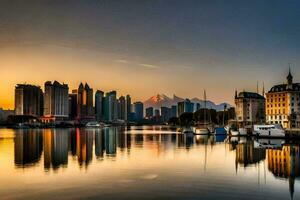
[
  {"left": 161, "top": 107, "right": 171, "bottom": 122},
  {"left": 95, "top": 90, "right": 104, "bottom": 121},
  {"left": 133, "top": 102, "right": 144, "bottom": 122},
  {"left": 104, "top": 91, "right": 117, "bottom": 122},
  {"left": 15, "top": 84, "right": 43, "bottom": 117},
  {"left": 177, "top": 99, "right": 194, "bottom": 116},
  {"left": 196, "top": 103, "right": 201, "bottom": 112},
  {"left": 125, "top": 95, "right": 131, "bottom": 121},
  {"left": 171, "top": 105, "right": 177, "bottom": 118},
  {"left": 145, "top": 107, "right": 154, "bottom": 119},
  {"left": 68, "top": 93, "right": 77, "bottom": 120},
  {"left": 72, "top": 83, "right": 94, "bottom": 121},
  {"left": 154, "top": 109, "right": 160, "bottom": 117},
  {"left": 43, "top": 81, "right": 69, "bottom": 121},
  {"left": 119, "top": 96, "right": 126, "bottom": 120}
]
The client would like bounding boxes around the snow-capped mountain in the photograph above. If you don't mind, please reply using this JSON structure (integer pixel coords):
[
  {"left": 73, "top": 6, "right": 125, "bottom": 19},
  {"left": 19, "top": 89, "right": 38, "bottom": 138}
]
[{"left": 143, "top": 94, "right": 232, "bottom": 111}]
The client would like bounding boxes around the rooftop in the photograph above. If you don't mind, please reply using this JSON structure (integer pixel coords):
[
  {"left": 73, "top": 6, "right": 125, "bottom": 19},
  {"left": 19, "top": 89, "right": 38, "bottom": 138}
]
[
  {"left": 268, "top": 83, "right": 300, "bottom": 93},
  {"left": 236, "top": 92, "right": 265, "bottom": 99}
]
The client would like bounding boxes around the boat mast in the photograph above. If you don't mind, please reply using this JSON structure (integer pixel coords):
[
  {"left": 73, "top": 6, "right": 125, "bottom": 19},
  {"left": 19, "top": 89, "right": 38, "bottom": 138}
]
[{"left": 204, "top": 89, "right": 206, "bottom": 125}]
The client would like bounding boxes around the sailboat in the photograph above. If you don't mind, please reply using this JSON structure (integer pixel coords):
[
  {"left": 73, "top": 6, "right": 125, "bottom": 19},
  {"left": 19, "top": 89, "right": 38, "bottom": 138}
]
[{"left": 195, "top": 90, "right": 211, "bottom": 135}]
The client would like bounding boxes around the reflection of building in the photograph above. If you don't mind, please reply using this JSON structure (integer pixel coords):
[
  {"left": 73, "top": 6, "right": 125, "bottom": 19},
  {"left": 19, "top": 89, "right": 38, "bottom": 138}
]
[
  {"left": 235, "top": 91, "right": 265, "bottom": 127},
  {"left": 43, "top": 81, "right": 69, "bottom": 123},
  {"left": 236, "top": 141, "right": 266, "bottom": 167},
  {"left": 105, "top": 128, "right": 117, "bottom": 155},
  {"left": 44, "top": 129, "right": 68, "bottom": 170},
  {"left": 267, "top": 145, "right": 300, "bottom": 199},
  {"left": 76, "top": 129, "right": 93, "bottom": 167},
  {"left": 15, "top": 84, "right": 43, "bottom": 117},
  {"left": 14, "top": 130, "right": 43, "bottom": 166},
  {"left": 266, "top": 69, "right": 300, "bottom": 128},
  {"left": 95, "top": 129, "right": 105, "bottom": 158}
]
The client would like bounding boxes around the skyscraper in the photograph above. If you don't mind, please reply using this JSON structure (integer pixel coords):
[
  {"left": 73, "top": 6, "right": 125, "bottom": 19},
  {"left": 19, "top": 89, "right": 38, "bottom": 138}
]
[
  {"left": 119, "top": 96, "right": 126, "bottom": 120},
  {"left": 104, "top": 91, "right": 117, "bottom": 122},
  {"left": 15, "top": 84, "right": 43, "bottom": 117},
  {"left": 161, "top": 107, "right": 171, "bottom": 123},
  {"left": 68, "top": 93, "right": 77, "bottom": 120},
  {"left": 95, "top": 90, "right": 104, "bottom": 121},
  {"left": 196, "top": 103, "right": 201, "bottom": 112},
  {"left": 72, "top": 83, "right": 94, "bottom": 121},
  {"left": 43, "top": 81, "right": 69, "bottom": 122},
  {"left": 177, "top": 99, "right": 194, "bottom": 116},
  {"left": 133, "top": 102, "right": 144, "bottom": 122},
  {"left": 171, "top": 105, "right": 177, "bottom": 118},
  {"left": 125, "top": 95, "right": 131, "bottom": 121},
  {"left": 146, "top": 107, "right": 154, "bottom": 119}
]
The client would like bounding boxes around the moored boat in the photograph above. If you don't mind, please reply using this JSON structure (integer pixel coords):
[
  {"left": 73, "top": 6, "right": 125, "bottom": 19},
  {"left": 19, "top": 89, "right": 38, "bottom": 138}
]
[
  {"left": 182, "top": 127, "right": 194, "bottom": 135},
  {"left": 85, "top": 121, "right": 101, "bottom": 128},
  {"left": 253, "top": 124, "right": 285, "bottom": 137}
]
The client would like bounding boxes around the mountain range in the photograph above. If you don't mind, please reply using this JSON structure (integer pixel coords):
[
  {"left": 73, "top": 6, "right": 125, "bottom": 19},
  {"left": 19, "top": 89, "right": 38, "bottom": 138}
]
[{"left": 143, "top": 94, "right": 232, "bottom": 111}]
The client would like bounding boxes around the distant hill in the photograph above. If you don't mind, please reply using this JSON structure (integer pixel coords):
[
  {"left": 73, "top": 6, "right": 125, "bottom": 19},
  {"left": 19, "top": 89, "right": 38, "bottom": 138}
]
[{"left": 144, "top": 94, "right": 232, "bottom": 111}]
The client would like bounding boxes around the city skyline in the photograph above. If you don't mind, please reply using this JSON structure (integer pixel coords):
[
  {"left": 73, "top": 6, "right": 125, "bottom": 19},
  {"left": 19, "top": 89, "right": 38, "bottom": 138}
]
[{"left": 1, "top": 0, "right": 300, "bottom": 109}]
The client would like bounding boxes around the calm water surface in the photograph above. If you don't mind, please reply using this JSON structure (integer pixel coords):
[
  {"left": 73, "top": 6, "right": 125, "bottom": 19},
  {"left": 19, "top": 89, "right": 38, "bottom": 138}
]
[{"left": 0, "top": 126, "right": 299, "bottom": 200}]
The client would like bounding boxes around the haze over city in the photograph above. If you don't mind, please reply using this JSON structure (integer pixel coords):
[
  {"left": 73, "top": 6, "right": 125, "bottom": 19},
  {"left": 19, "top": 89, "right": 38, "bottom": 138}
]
[{"left": 1, "top": 0, "right": 300, "bottom": 109}]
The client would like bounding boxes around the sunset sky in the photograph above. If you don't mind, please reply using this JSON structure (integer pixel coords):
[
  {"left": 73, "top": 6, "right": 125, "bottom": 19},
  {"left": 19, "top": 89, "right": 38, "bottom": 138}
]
[{"left": 1, "top": 0, "right": 300, "bottom": 109}]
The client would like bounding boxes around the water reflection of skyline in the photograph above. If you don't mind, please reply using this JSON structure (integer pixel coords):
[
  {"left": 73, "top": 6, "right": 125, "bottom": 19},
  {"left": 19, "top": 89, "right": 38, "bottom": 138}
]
[
  {"left": 11, "top": 128, "right": 300, "bottom": 188},
  {"left": 2, "top": 127, "right": 300, "bottom": 197}
]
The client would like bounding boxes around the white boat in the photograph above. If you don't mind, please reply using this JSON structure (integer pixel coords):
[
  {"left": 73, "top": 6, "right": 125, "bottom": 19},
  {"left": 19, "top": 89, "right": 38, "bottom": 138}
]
[
  {"left": 86, "top": 121, "right": 101, "bottom": 128},
  {"left": 253, "top": 124, "right": 285, "bottom": 137},
  {"left": 230, "top": 128, "right": 247, "bottom": 136},
  {"left": 238, "top": 128, "right": 248, "bottom": 136},
  {"left": 195, "top": 127, "right": 210, "bottom": 135},
  {"left": 182, "top": 127, "right": 194, "bottom": 135}
]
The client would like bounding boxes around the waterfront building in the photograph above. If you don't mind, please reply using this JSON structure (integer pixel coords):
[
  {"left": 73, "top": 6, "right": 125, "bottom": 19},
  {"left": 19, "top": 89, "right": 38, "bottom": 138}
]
[
  {"left": 43, "top": 81, "right": 69, "bottom": 123},
  {"left": 104, "top": 91, "right": 117, "bottom": 122},
  {"left": 133, "top": 102, "right": 144, "bottom": 122},
  {"left": 0, "top": 108, "right": 14, "bottom": 123},
  {"left": 196, "top": 103, "right": 201, "bottom": 112},
  {"left": 161, "top": 107, "right": 171, "bottom": 122},
  {"left": 171, "top": 105, "right": 177, "bottom": 118},
  {"left": 118, "top": 96, "right": 126, "bottom": 120},
  {"left": 266, "top": 69, "right": 300, "bottom": 128},
  {"left": 125, "top": 95, "right": 131, "bottom": 121},
  {"left": 68, "top": 93, "right": 77, "bottom": 120},
  {"left": 234, "top": 91, "right": 265, "bottom": 127},
  {"left": 95, "top": 90, "right": 104, "bottom": 121},
  {"left": 145, "top": 107, "right": 154, "bottom": 119},
  {"left": 72, "top": 83, "right": 94, "bottom": 121},
  {"left": 15, "top": 84, "right": 43, "bottom": 117},
  {"left": 178, "top": 99, "right": 194, "bottom": 116},
  {"left": 154, "top": 109, "right": 160, "bottom": 117}
]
